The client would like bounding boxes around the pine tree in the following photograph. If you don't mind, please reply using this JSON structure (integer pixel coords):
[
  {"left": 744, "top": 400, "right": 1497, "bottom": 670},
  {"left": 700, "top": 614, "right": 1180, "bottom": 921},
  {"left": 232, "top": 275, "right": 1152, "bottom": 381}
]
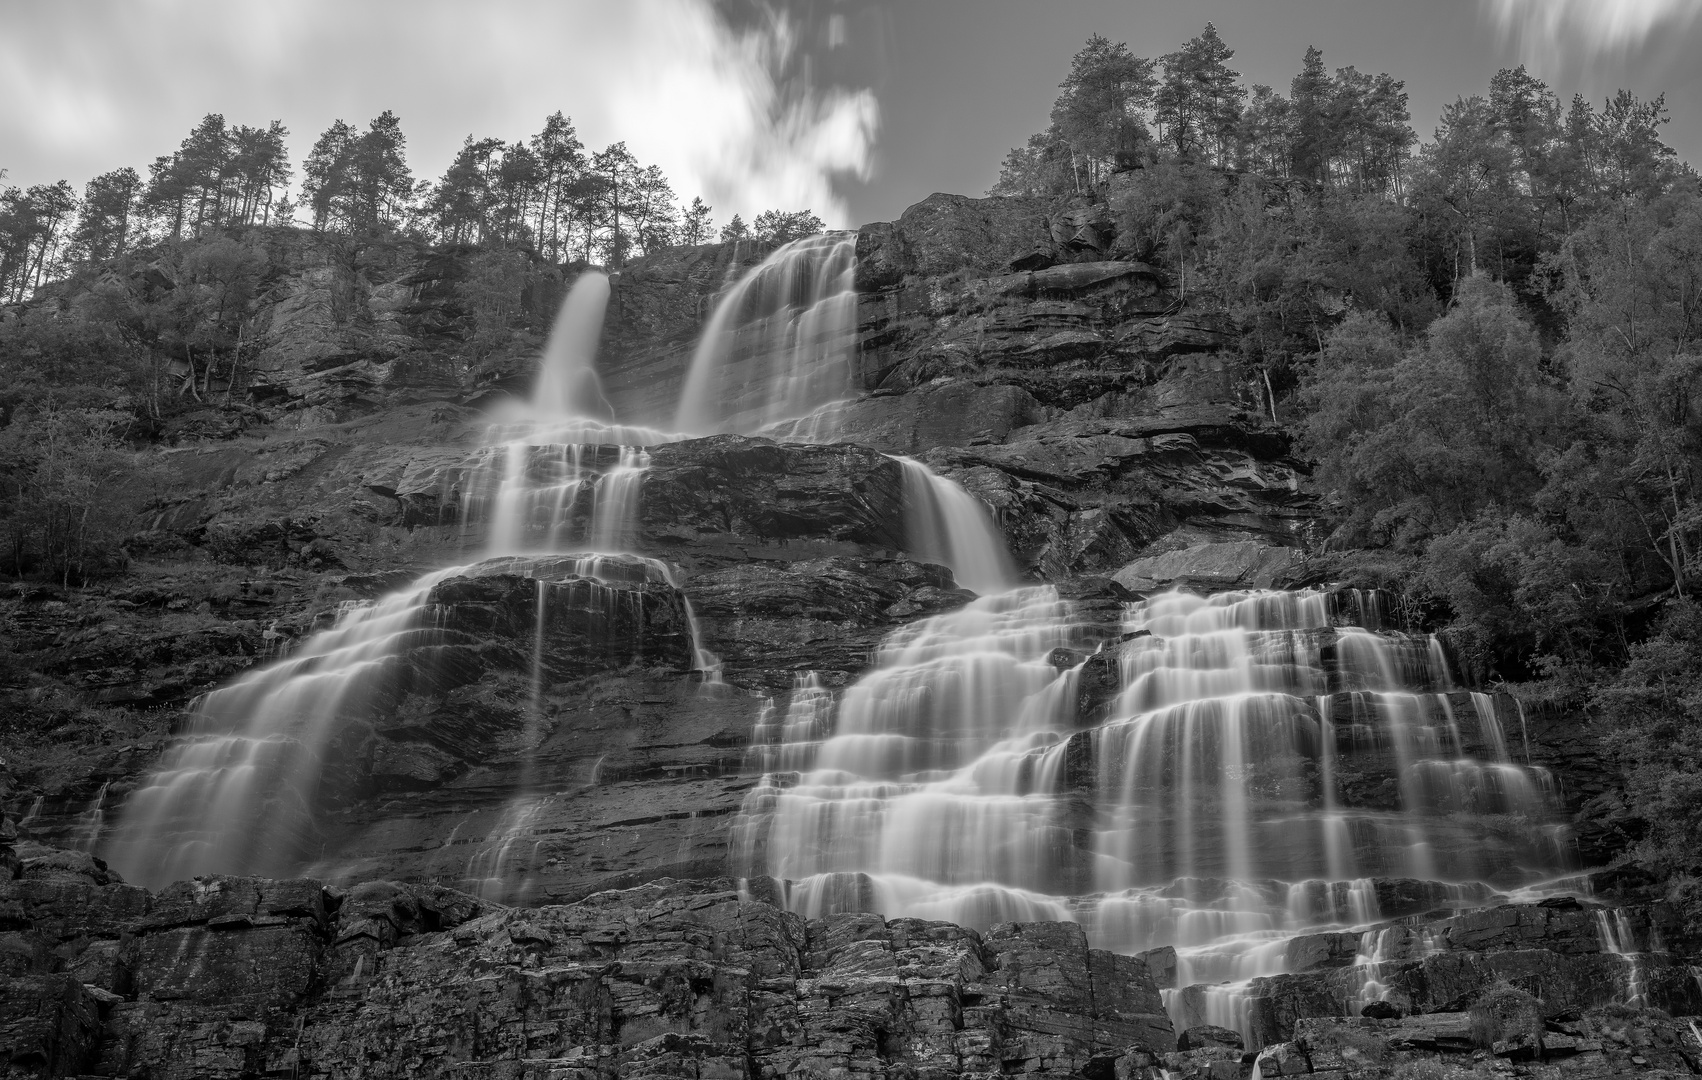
[
  {"left": 1050, "top": 34, "right": 1156, "bottom": 188},
  {"left": 1290, "top": 46, "right": 1334, "bottom": 184},
  {"left": 70, "top": 168, "right": 140, "bottom": 262},
  {"left": 1154, "top": 24, "right": 1245, "bottom": 164},
  {"left": 719, "top": 214, "right": 751, "bottom": 242},
  {"left": 530, "top": 112, "right": 586, "bottom": 261},
  {"left": 679, "top": 197, "right": 714, "bottom": 245}
]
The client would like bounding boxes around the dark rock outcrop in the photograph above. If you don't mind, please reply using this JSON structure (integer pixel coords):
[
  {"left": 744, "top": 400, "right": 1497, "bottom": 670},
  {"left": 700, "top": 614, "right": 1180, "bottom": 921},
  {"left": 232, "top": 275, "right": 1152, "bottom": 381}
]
[{"left": 3, "top": 852, "right": 1178, "bottom": 1079}]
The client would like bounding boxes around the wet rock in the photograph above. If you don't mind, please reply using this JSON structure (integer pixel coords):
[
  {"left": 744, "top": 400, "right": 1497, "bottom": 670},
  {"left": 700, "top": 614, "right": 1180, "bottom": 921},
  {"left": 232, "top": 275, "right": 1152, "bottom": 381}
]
[
  {"left": 1177, "top": 1023, "right": 1243, "bottom": 1052},
  {"left": 642, "top": 436, "right": 908, "bottom": 564},
  {"left": 686, "top": 556, "right": 972, "bottom": 688},
  {"left": 0, "top": 974, "right": 101, "bottom": 1076},
  {"left": 1111, "top": 540, "right": 1301, "bottom": 593}
]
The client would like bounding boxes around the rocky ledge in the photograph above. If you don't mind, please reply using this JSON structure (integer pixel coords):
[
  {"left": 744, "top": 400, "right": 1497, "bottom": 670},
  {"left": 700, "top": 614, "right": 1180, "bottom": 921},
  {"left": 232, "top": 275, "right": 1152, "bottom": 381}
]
[{"left": 5, "top": 833, "right": 1701, "bottom": 1079}]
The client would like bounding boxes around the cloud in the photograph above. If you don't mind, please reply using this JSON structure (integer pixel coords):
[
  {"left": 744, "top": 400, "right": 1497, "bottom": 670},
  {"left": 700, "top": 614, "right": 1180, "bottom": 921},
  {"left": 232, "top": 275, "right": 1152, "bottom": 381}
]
[
  {"left": 1484, "top": 0, "right": 1702, "bottom": 67},
  {"left": 606, "top": 3, "right": 880, "bottom": 226},
  {"left": 0, "top": 0, "right": 879, "bottom": 226}
]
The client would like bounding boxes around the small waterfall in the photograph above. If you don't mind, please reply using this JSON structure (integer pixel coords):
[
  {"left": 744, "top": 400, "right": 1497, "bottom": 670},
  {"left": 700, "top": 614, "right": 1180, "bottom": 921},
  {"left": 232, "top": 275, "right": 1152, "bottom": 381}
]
[
  {"left": 463, "top": 795, "right": 557, "bottom": 903},
  {"left": 70, "top": 782, "right": 110, "bottom": 852},
  {"left": 533, "top": 272, "right": 614, "bottom": 422},
  {"left": 106, "top": 565, "right": 465, "bottom": 885},
  {"left": 675, "top": 233, "right": 858, "bottom": 437},
  {"left": 895, "top": 457, "right": 1015, "bottom": 594},
  {"left": 1596, "top": 907, "right": 1650, "bottom": 1007},
  {"left": 732, "top": 586, "right": 1104, "bottom": 925}
]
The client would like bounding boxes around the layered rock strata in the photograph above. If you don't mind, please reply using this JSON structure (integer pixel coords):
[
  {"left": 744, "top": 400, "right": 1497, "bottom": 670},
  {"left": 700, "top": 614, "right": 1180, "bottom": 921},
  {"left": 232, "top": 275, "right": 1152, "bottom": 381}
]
[{"left": 4, "top": 840, "right": 1697, "bottom": 1079}]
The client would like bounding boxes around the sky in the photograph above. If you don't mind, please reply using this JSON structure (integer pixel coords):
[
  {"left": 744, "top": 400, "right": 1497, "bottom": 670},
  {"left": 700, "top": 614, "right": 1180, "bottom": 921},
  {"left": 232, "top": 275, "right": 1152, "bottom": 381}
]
[{"left": 2, "top": 0, "right": 1700, "bottom": 231}]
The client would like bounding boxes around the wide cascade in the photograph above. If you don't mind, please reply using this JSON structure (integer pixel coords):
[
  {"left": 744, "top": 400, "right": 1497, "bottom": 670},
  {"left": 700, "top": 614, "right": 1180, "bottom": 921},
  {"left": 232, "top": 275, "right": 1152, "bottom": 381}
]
[
  {"left": 732, "top": 545, "right": 1575, "bottom": 1042},
  {"left": 103, "top": 273, "right": 690, "bottom": 888}
]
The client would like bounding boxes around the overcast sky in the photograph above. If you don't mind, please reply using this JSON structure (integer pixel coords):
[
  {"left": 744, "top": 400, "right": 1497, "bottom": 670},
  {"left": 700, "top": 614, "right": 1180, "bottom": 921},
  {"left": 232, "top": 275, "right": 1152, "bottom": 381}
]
[{"left": 2, "top": 0, "right": 1699, "bottom": 230}]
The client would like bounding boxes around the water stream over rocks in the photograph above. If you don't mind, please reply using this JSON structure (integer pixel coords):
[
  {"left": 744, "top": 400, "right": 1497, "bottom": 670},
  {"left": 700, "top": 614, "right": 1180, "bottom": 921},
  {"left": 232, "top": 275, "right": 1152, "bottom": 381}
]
[
  {"left": 730, "top": 561, "right": 1580, "bottom": 1044},
  {"left": 101, "top": 235, "right": 1595, "bottom": 1050}
]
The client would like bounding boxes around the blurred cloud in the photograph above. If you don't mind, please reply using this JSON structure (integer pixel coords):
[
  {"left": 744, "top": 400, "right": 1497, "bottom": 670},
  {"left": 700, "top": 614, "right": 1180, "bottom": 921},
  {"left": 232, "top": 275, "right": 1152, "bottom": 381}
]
[
  {"left": 0, "top": 0, "right": 880, "bottom": 225},
  {"left": 1484, "top": 0, "right": 1702, "bottom": 69}
]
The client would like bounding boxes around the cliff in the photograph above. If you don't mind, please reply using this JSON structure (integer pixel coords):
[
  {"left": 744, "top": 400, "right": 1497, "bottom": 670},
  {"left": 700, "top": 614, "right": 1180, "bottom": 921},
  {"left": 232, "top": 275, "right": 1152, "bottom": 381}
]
[{"left": 0, "top": 183, "right": 1684, "bottom": 1079}]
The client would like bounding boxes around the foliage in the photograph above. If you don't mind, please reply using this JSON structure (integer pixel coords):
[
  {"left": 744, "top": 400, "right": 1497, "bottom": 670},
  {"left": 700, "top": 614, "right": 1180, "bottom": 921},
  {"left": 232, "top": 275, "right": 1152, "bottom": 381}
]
[
  {"left": 752, "top": 210, "right": 826, "bottom": 244},
  {"left": 1049, "top": 34, "right": 1155, "bottom": 189},
  {"left": 0, "top": 403, "right": 161, "bottom": 580},
  {"left": 302, "top": 111, "right": 413, "bottom": 234},
  {"left": 1592, "top": 601, "right": 1702, "bottom": 896},
  {"left": 992, "top": 30, "right": 1415, "bottom": 199},
  {"left": 1301, "top": 278, "right": 1561, "bottom": 546}
]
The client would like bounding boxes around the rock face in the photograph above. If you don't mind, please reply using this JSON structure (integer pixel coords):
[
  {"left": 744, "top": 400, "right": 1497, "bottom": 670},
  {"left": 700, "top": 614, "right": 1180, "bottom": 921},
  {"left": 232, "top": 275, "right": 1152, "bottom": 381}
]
[
  {"left": 6, "top": 843, "right": 1698, "bottom": 1079},
  {"left": 1, "top": 845, "right": 1179, "bottom": 1080}
]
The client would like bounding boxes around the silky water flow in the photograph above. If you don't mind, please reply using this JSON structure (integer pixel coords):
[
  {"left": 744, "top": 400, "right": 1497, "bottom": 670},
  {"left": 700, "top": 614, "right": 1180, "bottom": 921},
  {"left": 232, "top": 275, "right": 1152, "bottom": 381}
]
[
  {"left": 105, "top": 273, "right": 696, "bottom": 891},
  {"left": 102, "top": 234, "right": 866, "bottom": 895},
  {"left": 88, "top": 230, "right": 1593, "bottom": 1046},
  {"left": 731, "top": 510, "right": 1582, "bottom": 1045}
]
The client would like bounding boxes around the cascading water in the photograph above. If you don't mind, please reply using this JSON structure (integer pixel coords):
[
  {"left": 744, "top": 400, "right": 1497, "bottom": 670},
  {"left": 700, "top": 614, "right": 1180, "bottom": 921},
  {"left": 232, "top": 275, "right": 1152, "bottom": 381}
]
[
  {"left": 105, "top": 274, "right": 696, "bottom": 889},
  {"left": 895, "top": 457, "right": 1016, "bottom": 594},
  {"left": 103, "top": 228, "right": 876, "bottom": 892},
  {"left": 674, "top": 233, "right": 858, "bottom": 438},
  {"left": 732, "top": 555, "right": 1578, "bottom": 1045}
]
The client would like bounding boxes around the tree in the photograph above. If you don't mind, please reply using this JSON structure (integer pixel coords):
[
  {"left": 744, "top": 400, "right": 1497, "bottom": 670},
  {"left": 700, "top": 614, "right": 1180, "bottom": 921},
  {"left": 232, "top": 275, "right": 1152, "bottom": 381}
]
[
  {"left": 719, "top": 214, "right": 751, "bottom": 243},
  {"left": 1413, "top": 97, "right": 1519, "bottom": 280},
  {"left": 0, "top": 182, "right": 78, "bottom": 301},
  {"left": 1299, "top": 278, "right": 1561, "bottom": 547},
  {"left": 752, "top": 209, "right": 825, "bottom": 244},
  {"left": 491, "top": 140, "right": 541, "bottom": 244},
  {"left": 1239, "top": 85, "right": 1294, "bottom": 177},
  {"left": 530, "top": 112, "right": 587, "bottom": 261},
  {"left": 0, "top": 403, "right": 150, "bottom": 581},
  {"left": 69, "top": 168, "right": 140, "bottom": 263},
  {"left": 302, "top": 120, "right": 356, "bottom": 231},
  {"left": 1542, "top": 194, "right": 1702, "bottom": 594},
  {"left": 990, "top": 131, "right": 1075, "bottom": 197},
  {"left": 228, "top": 121, "right": 292, "bottom": 226},
  {"left": 679, "top": 197, "right": 714, "bottom": 245},
  {"left": 1595, "top": 89, "right": 1678, "bottom": 202},
  {"left": 426, "top": 136, "right": 495, "bottom": 245},
  {"left": 628, "top": 164, "right": 679, "bottom": 253},
  {"left": 589, "top": 141, "right": 639, "bottom": 266},
  {"left": 1331, "top": 67, "right": 1415, "bottom": 195},
  {"left": 303, "top": 112, "right": 413, "bottom": 234},
  {"left": 1153, "top": 24, "right": 1245, "bottom": 164},
  {"left": 1050, "top": 34, "right": 1156, "bottom": 189},
  {"left": 1290, "top": 46, "right": 1334, "bottom": 184}
]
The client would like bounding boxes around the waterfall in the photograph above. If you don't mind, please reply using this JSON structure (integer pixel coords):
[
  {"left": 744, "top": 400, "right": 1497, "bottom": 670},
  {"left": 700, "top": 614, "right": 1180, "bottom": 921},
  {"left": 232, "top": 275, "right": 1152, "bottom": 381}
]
[
  {"left": 105, "top": 274, "right": 692, "bottom": 889},
  {"left": 732, "top": 584, "right": 1576, "bottom": 1047},
  {"left": 104, "top": 229, "right": 876, "bottom": 890},
  {"left": 674, "top": 233, "right": 858, "bottom": 437},
  {"left": 895, "top": 457, "right": 1016, "bottom": 594},
  {"left": 732, "top": 586, "right": 1099, "bottom": 926}
]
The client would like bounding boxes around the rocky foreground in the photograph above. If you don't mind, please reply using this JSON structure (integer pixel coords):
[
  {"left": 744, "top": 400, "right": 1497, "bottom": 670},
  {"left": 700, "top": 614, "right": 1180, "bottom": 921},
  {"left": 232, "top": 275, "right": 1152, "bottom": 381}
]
[{"left": 4, "top": 823, "right": 1701, "bottom": 1079}]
